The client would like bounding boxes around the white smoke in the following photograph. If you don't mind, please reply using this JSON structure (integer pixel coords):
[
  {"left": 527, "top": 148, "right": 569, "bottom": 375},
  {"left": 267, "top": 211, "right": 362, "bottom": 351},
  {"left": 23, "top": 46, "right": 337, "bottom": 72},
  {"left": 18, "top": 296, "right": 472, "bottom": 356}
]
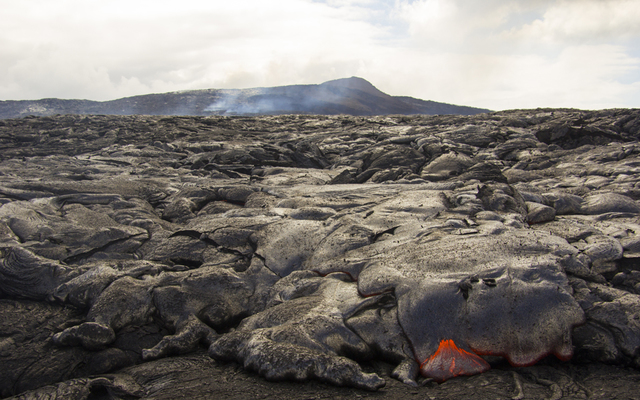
[
  {"left": 204, "top": 84, "right": 349, "bottom": 115},
  {"left": 204, "top": 91, "right": 243, "bottom": 114}
]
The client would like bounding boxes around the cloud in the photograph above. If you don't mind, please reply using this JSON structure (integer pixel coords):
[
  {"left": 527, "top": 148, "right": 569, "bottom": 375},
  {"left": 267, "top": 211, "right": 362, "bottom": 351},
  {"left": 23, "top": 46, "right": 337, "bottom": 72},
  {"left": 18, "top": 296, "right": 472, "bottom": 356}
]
[
  {"left": 0, "top": 0, "right": 638, "bottom": 110},
  {"left": 0, "top": 0, "right": 386, "bottom": 100},
  {"left": 392, "top": 0, "right": 548, "bottom": 52},
  {"left": 467, "top": 45, "right": 640, "bottom": 110},
  {"left": 385, "top": 0, "right": 640, "bottom": 109},
  {"left": 510, "top": 0, "right": 640, "bottom": 44}
]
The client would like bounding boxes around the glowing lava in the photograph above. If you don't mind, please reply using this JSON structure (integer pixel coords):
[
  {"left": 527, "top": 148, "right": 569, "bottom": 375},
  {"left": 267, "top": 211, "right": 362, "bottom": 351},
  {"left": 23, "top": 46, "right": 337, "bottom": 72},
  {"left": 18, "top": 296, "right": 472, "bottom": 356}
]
[{"left": 420, "top": 339, "right": 490, "bottom": 382}]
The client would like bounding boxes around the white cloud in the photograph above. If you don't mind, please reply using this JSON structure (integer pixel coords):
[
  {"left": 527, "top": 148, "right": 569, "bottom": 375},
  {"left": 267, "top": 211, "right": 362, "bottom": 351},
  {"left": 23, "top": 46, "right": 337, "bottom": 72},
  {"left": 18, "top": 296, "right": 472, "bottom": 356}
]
[
  {"left": 0, "top": 0, "right": 386, "bottom": 99},
  {"left": 468, "top": 45, "right": 640, "bottom": 110},
  {"left": 385, "top": 0, "right": 640, "bottom": 109},
  {"left": 0, "top": 0, "right": 638, "bottom": 109},
  {"left": 511, "top": 0, "right": 640, "bottom": 44},
  {"left": 378, "top": 45, "right": 639, "bottom": 111},
  {"left": 392, "top": 0, "right": 549, "bottom": 53}
]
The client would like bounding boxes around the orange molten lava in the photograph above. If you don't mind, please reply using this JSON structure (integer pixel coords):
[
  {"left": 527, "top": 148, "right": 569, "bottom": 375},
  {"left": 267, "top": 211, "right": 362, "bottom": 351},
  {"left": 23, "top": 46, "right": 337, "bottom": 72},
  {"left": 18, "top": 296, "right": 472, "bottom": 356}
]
[{"left": 420, "top": 339, "right": 490, "bottom": 382}]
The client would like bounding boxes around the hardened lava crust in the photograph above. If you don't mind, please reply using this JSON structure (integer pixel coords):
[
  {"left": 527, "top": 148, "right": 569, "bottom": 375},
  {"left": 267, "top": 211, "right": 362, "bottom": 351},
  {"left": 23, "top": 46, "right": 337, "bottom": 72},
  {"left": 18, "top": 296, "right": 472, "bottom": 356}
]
[{"left": 1, "top": 110, "right": 640, "bottom": 399}]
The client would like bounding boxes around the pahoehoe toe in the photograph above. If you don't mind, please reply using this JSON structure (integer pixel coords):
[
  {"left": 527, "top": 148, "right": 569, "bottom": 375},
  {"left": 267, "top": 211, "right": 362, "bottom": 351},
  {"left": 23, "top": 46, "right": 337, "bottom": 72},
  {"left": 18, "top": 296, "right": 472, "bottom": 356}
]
[
  {"left": 52, "top": 322, "right": 116, "bottom": 350},
  {"left": 142, "top": 318, "right": 218, "bottom": 360}
]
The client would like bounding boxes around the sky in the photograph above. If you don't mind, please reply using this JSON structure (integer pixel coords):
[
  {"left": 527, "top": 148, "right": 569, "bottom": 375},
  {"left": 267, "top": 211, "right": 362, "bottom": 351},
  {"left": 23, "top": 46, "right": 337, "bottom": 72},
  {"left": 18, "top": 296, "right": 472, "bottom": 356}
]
[{"left": 1, "top": 0, "right": 639, "bottom": 110}]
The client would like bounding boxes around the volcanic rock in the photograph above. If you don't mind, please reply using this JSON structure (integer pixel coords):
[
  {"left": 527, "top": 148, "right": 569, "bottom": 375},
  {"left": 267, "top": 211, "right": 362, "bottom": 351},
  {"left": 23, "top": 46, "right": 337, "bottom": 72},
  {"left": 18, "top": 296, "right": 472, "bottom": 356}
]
[{"left": 1, "top": 108, "right": 640, "bottom": 399}]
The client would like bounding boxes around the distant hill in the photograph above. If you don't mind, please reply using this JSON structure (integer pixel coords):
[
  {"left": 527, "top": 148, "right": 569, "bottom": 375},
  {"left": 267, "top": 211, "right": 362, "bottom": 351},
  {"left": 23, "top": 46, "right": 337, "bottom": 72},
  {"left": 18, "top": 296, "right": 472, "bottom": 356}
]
[{"left": 0, "top": 77, "right": 491, "bottom": 119}]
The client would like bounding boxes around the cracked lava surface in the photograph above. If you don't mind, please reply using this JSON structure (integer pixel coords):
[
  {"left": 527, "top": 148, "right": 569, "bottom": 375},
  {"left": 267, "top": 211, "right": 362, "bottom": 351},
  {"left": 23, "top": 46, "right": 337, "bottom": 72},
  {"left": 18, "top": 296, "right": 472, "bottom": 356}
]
[{"left": 2, "top": 111, "right": 640, "bottom": 398}]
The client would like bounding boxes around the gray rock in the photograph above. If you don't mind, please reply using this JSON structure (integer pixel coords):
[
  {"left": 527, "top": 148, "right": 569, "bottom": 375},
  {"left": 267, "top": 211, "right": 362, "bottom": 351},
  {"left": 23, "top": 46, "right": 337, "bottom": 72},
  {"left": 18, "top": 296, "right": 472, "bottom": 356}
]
[
  {"left": 526, "top": 201, "right": 556, "bottom": 224},
  {"left": 420, "top": 152, "right": 474, "bottom": 181},
  {"left": 583, "top": 235, "right": 624, "bottom": 272},
  {"left": 581, "top": 193, "right": 640, "bottom": 215},
  {"left": 531, "top": 218, "right": 599, "bottom": 243},
  {"left": 474, "top": 211, "right": 502, "bottom": 221},
  {"left": 1, "top": 110, "right": 640, "bottom": 398},
  {"left": 585, "top": 287, "right": 640, "bottom": 358},
  {"left": 573, "top": 322, "right": 621, "bottom": 363},
  {"left": 620, "top": 234, "right": 640, "bottom": 257},
  {"left": 542, "top": 192, "right": 584, "bottom": 214}
]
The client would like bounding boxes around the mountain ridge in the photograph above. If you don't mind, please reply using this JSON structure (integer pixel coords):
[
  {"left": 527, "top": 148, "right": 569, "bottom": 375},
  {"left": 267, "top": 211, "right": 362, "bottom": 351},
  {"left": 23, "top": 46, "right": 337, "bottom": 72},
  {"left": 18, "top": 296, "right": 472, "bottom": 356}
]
[{"left": 0, "top": 77, "right": 491, "bottom": 119}]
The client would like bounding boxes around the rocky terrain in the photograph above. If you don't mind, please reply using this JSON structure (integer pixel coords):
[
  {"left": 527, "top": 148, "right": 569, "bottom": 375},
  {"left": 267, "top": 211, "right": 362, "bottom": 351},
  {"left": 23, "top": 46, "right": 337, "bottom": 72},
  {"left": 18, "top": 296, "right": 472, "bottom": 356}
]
[
  {"left": 1, "top": 109, "right": 640, "bottom": 399},
  {"left": 0, "top": 77, "right": 490, "bottom": 119}
]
